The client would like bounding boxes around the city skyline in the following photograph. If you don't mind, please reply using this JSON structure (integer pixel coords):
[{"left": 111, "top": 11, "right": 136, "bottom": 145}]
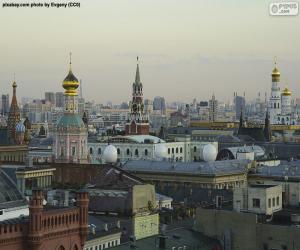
[{"left": 1, "top": 0, "right": 300, "bottom": 103}]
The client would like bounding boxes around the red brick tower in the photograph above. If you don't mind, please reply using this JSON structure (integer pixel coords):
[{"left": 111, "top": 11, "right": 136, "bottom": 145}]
[
  {"left": 7, "top": 79, "right": 21, "bottom": 144},
  {"left": 76, "top": 191, "right": 89, "bottom": 249},
  {"left": 125, "top": 57, "right": 149, "bottom": 135},
  {"left": 28, "top": 189, "right": 44, "bottom": 250}
]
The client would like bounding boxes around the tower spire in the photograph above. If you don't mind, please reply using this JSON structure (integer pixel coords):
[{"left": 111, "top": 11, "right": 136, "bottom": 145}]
[
  {"left": 69, "top": 52, "right": 72, "bottom": 71},
  {"left": 135, "top": 56, "right": 140, "bottom": 83}
]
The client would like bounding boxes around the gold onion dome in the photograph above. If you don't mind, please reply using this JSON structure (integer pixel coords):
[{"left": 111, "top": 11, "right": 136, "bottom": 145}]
[
  {"left": 62, "top": 54, "right": 79, "bottom": 96},
  {"left": 272, "top": 66, "right": 280, "bottom": 77},
  {"left": 282, "top": 87, "right": 292, "bottom": 96}
]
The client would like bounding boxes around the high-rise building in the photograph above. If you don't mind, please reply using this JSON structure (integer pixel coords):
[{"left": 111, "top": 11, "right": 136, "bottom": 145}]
[
  {"left": 144, "top": 99, "right": 153, "bottom": 114},
  {"left": 45, "top": 92, "right": 55, "bottom": 105},
  {"left": 54, "top": 55, "right": 88, "bottom": 163},
  {"left": 209, "top": 94, "right": 218, "bottom": 122},
  {"left": 1, "top": 94, "right": 9, "bottom": 115},
  {"left": 55, "top": 92, "right": 64, "bottom": 108},
  {"left": 235, "top": 95, "right": 245, "bottom": 120},
  {"left": 125, "top": 57, "right": 149, "bottom": 135},
  {"left": 153, "top": 96, "right": 166, "bottom": 115}
]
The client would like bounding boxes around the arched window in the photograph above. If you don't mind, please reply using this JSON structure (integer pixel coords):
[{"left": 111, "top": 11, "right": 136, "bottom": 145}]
[
  {"left": 135, "top": 149, "right": 139, "bottom": 156},
  {"left": 117, "top": 148, "right": 121, "bottom": 155},
  {"left": 172, "top": 148, "right": 174, "bottom": 154},
  {"left": 89, "top": 148, "right": 93, "bottom": 155},
  {"left": 180, "top": 147, "right": 183, "bottom": 153},
  {"left": 274, "top": 103, "right": 276, "bottom": 108},
  {"left": 98, "top": 148, "right": 101, "bottom": 155},
  {"left": 193, "top": 146, "right": 197, "bottom": 152},
  {"left": 58, "top": 246, "right": 65, "bottom": 250},
  {"left": 126, "top": 149, "right": 130, "bottom": 156},
  {"left": 168, "top": 148, "right": 170, "bottom": 154},
  {"left": 145, "top": 149, "right": 148, "bottom": 156},
  {"left": 176, "top": 147, "right": 178, "bottom": 153}
]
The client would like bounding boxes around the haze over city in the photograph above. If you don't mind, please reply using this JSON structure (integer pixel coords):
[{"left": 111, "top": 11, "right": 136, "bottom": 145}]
[{"left": 1, "top": 0, "right": 300, "bottom": 103}]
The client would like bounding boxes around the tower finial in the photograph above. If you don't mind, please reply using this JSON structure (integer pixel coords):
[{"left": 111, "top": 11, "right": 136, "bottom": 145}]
[
  {"left": 274, "top": 56, "right": 277, "bottom": 67},
  {"left": 137, "top": 56, "right": 139, "bottom": 64},
  {"left": 69, "top": 52, "right": 72, "bottom": 71},
  {"left": 135, "top": 56, "right": 140, "bottom": 83}
]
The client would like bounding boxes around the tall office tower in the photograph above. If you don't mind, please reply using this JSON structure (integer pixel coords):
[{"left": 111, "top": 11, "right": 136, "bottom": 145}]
[
  {"left": 1, "top": 94, "right": 9, "bottom": 115},
  {"left": 209, "top": 94, "right": 218, "bottom": 122},
  {"left": 235, "top": 95, "right": 245, "bottom": 120},
  {"left": 153, "top": 96, "right": 166, "bottom": 115},
  {"left": 55, "top": 92, "right": 64, "bottom": 108},
  {"left": 45, "top": 92, "right": 56, "bottom": 105}
]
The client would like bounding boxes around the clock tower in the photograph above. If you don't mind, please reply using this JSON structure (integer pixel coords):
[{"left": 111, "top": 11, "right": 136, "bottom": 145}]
[{"left": 125, "top": 57, "right": 149, "bottom": 135}]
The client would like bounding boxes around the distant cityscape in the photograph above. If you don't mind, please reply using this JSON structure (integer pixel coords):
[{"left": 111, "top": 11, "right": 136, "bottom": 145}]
[{"left": 1, "top": 56, "right": 300, "bottom": 250}]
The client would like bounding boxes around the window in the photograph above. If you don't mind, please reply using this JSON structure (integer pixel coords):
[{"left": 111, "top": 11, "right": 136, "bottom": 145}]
[
  {"left": 135, "top": 149, "right": 139, "bottom": 156},
  {"left": 126, "top": 149, "right": 130, "bottom": 156},
  {"left": 145, "top": 149, "right": 148, "bottom": 156},
  {"left": 168, "top": 148, "right": 170, "bottom": 154},
  {"left": 268, "top": 198, "right": 271, "bottom": 208},
  {"left": 281, "top": 245, "right": 287, "bottom": 250},
  {"left": 272, "top": 197, "right": 275, "bottom": 207},
  {"left": 98, "top": 148, "right": 101, "bottom": 155},
  {"left": 72, "top": 147, "right": 76, "bottom": 156},
  {"left": 194, "top": 146, "right": 197, "bottom": 152},
  {"left": 176, "top": 147, "right": 178, "bottom": 153},
  {"left": 117, "top": 148, "right": 120, "bottom": 155},
  {"left": 263, "top": 243, "right": 268, "bottom": 250},
  {"left": 89, "top": 148, "right": 93, "bottom": 154},
  {"left": 253, "top": 198, "right": 260, "bottom": 208},
  {"left": 180, "top": 147, "right": 183, "bottom": 153},
  {"left": 172, "top": 148, "right": 174, "bottom": 154},
  {"left": 277, "top": 196, "right": 279, "bottom": 206}
]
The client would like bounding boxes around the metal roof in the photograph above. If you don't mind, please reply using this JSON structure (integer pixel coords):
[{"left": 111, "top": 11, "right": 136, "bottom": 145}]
[{"left": 122, "top": 159, "right": 250, "bottom": 176}]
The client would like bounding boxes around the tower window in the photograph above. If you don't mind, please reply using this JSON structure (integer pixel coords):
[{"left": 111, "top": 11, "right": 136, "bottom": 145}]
[
  {"left": 117, "top": 148, "right": 120, "bottom": 155},
  {"left": 145, "top": 149, "right": 148, "bottom": 156},
  {"left": 72, "top": 147, "right": 76, "bottom": 156},
  {"left": 89, "top": 148, "right": 93, "bottom": 155},
  {"left": 126, "top": 149, "right": 130, "bottom": 156}
]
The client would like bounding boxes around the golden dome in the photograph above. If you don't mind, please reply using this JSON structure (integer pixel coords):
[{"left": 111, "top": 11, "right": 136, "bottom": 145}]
[
  {"left": 282, "top": 87, "right": 291, "bottom": 96},
  {"left": 62, "top": 54, "right": 79, "bottom": 96},
  {"left": 272, "top": 66, "right": 280, "bottom": 76}
]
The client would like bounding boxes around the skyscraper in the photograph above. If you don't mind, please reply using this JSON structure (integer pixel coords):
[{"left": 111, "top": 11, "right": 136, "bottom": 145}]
[
  {"left": 45, "top": 92, "right": 55, "bottom": 105},
  {"left": 153, "top": 96, "right": 166, "bottom": 115},
  {"left": 209, "top": 94, "right": 218, "bottom": 122},
  {"left": 55, "top": 92, "right": 64, "bottom": 108},
  {"left": 1, "top": 94, "right": 9, "bottom": 115},
  {"left": 235, "top": 95, "right": 245, "bottom": 120}
]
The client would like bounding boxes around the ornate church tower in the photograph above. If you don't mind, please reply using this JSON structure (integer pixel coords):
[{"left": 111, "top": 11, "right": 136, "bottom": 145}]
[
  {"left": 125, "top": 57, "right": 149, "bottom": 135},
  {"left": 269, "top": 60, "right": 281, "bottom": 124},
  {"left": 7, "top": 79, "right": 21, "bottom": 144},
  {"left": 54, "top": 54, "right": 88, "bottom": 163}
]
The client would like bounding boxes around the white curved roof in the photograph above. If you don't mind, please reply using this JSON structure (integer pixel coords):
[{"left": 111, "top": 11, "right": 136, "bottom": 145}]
[{"left": 124, "top": 135, "right": 165, "bottom": 144}]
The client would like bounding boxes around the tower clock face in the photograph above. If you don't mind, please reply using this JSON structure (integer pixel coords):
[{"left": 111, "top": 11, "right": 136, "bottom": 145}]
[{"left": 132, "top": 104, "right": 137, "bottom": 112}]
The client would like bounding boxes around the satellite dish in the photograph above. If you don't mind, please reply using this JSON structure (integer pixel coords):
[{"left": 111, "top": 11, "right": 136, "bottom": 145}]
[
  {"left": 202, "top": 144, "right": 217, "bottom": 162},
  {"left": 154, "top": 143, "right": 168, "bottom": 159},
  {"left": 103, "top": 144, "right": 118, "bottom": 163}
]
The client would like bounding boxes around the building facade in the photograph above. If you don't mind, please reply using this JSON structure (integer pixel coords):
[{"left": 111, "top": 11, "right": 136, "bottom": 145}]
[{"left": 53, "top": 56, "right": 89, "bottom": 163}]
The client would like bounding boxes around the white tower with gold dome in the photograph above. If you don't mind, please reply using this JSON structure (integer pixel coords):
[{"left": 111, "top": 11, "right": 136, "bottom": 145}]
[
  {"left": 281, "top": 87, "right": 292, "bottom": 115},
  {"left": 269, "top": 60, "right": 281, "bottom": 124},
  {"left": 53, "top": 54, "right": 89, "bottom": 163}
]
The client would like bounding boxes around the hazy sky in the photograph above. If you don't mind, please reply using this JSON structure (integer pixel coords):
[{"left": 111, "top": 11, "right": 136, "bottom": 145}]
[{"left": 0, "top": 0, "right": 300, "bottom": 104}]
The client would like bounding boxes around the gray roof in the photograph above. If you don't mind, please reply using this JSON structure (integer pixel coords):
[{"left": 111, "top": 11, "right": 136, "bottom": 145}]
[
  {"left": 253, "top": 160, "right": 300, "bottom": 179},
  {"left": 122, "top": 159, "right": 250, "bottom": 176},
  {"left": 0, "top": 169, "right": 27, "bottom": 210}
]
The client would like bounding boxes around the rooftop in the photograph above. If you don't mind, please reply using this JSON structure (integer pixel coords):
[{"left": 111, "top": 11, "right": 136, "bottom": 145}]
[{"left": 122, "top": 159, "right": 250, "bottom": 176}]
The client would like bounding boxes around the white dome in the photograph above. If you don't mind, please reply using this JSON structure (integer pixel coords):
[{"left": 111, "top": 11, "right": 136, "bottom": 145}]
[
  {"left": 103, "top": 144, "right": 118, "bottom": 163},
  {"left": 154, "top": 143, "right": 168, "bottom": 159},
  {"left": 202, "top": 144, "right": 217, "bottom": 162}
]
